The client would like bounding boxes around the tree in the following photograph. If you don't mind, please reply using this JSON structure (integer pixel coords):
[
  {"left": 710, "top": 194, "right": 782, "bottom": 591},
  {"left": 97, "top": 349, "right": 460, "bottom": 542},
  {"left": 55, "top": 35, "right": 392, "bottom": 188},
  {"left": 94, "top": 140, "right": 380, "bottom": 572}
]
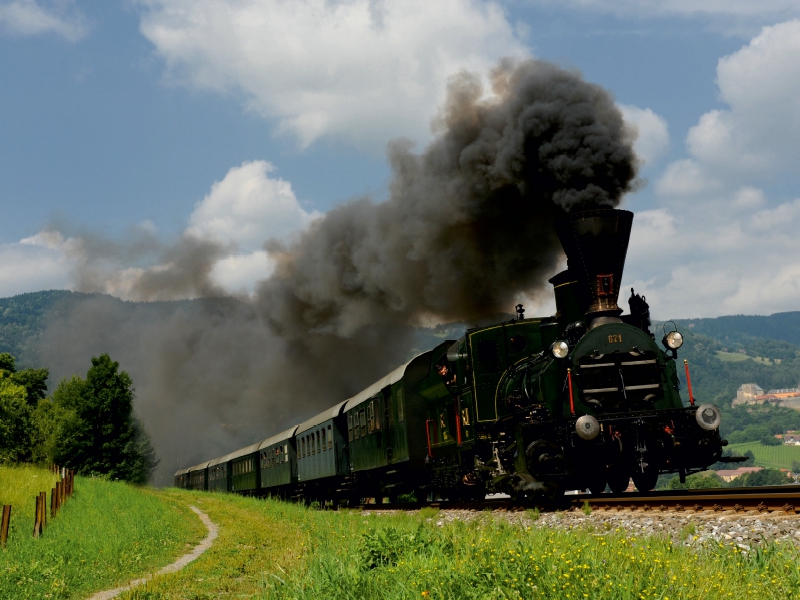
[
  {"left": 735, "top": 468, "right": 792, "bottom": 487},
  {"left": 668, "top": 472, "right": 726, "bottom": 490},
  {"left": 0, "top": 351, "right": 49, "bottom": 407},
  {"left": 0, "top": 377, "right": 31, "bottom": 462},
  {"left": 11, "top": 368, "right": 49, "bottom": 407},
  {"left": 50, "top": 354, "right": 159, "bottom": 484},
  {"left": 0, "top": 352, "right": 16, "bottom": 373}
]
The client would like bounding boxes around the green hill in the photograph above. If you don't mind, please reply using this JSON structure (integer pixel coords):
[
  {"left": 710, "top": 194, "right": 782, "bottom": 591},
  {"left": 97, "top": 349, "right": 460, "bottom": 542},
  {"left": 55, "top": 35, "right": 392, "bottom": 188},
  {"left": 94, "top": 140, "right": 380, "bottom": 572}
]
[{"left": 5, "top": 290, "right": 800, "bottom": 447}]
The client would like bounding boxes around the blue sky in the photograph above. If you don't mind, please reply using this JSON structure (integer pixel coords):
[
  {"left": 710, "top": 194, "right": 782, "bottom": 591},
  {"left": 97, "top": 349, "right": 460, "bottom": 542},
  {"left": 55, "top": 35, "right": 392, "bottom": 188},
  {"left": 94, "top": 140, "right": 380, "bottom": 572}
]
[{"left": 1, "top": 0, "right": 799, "bottom": 318}]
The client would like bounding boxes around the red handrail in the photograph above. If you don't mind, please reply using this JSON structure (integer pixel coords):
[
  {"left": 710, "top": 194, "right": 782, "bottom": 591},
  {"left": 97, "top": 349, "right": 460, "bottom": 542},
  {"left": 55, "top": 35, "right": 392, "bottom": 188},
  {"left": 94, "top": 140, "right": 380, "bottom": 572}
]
[
  {"left": 567, "top": 368, "right": 575, "bottom": 415},
  {"left": 425, "top": 419, "right": 434, "bottom": 457},
  {"left": 684, "top": 359, "right": 695, "bottom": 406},
  {"left": 455, "top": 413, "right": 462, "bottom": 445}
]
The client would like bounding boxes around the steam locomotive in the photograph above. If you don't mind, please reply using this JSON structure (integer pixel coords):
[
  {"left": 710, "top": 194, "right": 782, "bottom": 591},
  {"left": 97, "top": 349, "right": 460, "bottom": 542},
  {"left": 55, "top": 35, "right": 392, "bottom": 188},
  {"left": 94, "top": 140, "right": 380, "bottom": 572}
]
[{"left": 175, "top": 208, "right": 729, "bottom": 504}]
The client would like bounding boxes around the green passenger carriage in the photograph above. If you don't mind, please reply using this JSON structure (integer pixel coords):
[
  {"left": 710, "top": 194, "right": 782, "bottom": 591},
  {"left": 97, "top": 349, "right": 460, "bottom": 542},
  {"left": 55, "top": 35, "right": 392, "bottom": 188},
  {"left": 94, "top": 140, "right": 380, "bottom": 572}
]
[{"left": 259, "top": 425, "right": 298, "bottom": 495}]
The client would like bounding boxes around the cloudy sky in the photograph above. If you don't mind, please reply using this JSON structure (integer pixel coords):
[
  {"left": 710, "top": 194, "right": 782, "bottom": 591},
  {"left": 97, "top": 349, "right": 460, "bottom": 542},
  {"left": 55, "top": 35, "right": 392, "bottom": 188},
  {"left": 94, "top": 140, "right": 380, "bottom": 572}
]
[{"left": 1, "top": 0, "right": 799, "bottom": 318}]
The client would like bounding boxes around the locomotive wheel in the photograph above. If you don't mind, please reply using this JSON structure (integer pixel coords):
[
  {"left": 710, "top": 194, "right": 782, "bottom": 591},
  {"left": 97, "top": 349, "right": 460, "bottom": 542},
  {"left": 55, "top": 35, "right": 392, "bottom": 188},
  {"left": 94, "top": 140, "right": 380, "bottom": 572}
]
[
  {"left": 632, "top": 469, "right": 658, "bottom": 492},
  {"left": 606, "top": 467, "right": 630, "bottom": 494},
  {"left": 587, "top": 477, "right": 607, "bottom": 495}
]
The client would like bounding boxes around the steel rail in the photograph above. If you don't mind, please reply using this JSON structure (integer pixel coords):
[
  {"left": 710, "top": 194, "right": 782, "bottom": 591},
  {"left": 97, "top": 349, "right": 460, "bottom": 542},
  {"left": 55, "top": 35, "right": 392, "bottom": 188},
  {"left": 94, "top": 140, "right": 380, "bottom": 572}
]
[{"left": 355, "top": 485, "right": 800, "bottom": 515}]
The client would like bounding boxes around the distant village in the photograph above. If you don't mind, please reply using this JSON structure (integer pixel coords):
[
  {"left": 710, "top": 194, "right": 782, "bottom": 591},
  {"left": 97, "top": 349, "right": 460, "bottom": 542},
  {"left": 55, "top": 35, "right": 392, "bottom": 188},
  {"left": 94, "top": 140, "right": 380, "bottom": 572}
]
[
  {"left": 732, "top": 383, "right": 800, "bottom": 446},
  {"left": 733, "top": 383, "right": 800, "bottom": 414}
]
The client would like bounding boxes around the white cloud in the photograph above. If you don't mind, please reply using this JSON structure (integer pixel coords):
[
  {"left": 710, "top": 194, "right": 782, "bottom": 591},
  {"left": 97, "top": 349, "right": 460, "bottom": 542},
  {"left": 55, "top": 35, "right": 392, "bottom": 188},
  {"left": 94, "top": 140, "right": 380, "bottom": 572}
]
[
  {"left": 633, "top": 23, "right": 800, "bottom": 318},
  {"left": 187, "top": 160, "right": 319, "bottom": 252},
  {"left": 654, "top": 159, "right": 721, "bottom": 197},
  {"left": 655, "top": 20, "right": 800, "bottom": 198},
  {"left": 618, "top": 104, "right": 670, "bottom": 166},
  {"left": 0, "top": 233, "right": 72, "bottom": 297},
  {"left": 623, "top": 193, "right": 800, "bottom": 318},
  {"left": 525, "top": 0, "right": 800, "bottom": 19},
  {"left": 685, "top": 20, "right": 800, "bottom": 178},
  {"left": 209, "top": 251, "right": 272, "bottom": 295},
  {"left": 0, "top": 0, "right": 88, "bottom": 41},
  {"left": 137, "top": 0, "right": 526, "bottom": 149}
]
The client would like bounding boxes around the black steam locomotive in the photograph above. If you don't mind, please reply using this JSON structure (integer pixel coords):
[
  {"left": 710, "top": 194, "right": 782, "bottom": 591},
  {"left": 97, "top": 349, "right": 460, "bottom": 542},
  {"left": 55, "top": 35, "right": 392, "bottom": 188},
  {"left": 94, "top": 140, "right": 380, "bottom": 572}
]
[{"left": 176, "top": 208, "right": 729, "bottom": 504}]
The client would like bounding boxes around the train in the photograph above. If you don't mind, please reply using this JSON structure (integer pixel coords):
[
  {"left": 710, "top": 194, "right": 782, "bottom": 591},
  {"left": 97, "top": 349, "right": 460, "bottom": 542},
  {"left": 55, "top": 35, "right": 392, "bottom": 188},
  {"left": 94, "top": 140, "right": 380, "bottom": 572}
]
[{"left": 175, "top": 208, "right": 735, "bottom": 505}]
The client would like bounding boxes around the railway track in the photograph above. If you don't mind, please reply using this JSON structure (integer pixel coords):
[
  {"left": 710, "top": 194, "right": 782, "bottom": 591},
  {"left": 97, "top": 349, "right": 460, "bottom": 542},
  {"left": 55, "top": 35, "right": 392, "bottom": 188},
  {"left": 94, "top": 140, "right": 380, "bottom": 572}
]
[{"left": 357, "top": 485, "right": 800, "bottom": 515}]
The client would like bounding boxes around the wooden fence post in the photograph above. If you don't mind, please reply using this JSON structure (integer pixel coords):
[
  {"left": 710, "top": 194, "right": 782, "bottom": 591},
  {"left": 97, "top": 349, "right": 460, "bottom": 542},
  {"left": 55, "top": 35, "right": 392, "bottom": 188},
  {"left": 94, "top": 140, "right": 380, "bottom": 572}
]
[
  {"left": 33, "top": 495, "right": 41, "bottom": 538},
  {"left": 1, "top": 505, "right": 10, "bottom": 548},
  {"left": 40, "top": 492, "right": 47, "bottom": 529}
]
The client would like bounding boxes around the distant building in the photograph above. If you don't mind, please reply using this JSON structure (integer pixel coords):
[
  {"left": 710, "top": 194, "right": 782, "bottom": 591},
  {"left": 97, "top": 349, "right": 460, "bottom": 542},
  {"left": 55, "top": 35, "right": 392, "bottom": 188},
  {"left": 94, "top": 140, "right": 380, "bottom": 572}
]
[
  {"left": 785, "top": 434, "right": 800, "bottom": 446},
  {"left": 717, "top": 466, "right": 763, "bottom": 482},
  {"left": 732, "top": 383, "right": 764, "bottom": 406},
  {"left": 732, "top": 383, "right": 800, "bottom": 410}
]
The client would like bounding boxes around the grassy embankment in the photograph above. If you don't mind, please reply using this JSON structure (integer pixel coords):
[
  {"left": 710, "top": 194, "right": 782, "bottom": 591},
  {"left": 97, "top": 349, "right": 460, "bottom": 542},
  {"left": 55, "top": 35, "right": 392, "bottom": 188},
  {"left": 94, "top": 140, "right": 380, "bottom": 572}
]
[
  {"left": 126, "top": 491, "right": 800, "bottom": 600},
  {"left": 728, "top": 441, "right": 800, "bottom": 471},
  {"left": 0, "top": 464, "right": 204, "bottom": 599}
]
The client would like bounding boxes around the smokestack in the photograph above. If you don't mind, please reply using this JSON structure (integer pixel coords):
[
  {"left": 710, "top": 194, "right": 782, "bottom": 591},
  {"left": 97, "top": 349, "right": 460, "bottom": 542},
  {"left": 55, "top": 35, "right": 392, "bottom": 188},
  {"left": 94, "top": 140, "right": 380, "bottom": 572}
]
[{"left": 554, "top": 209, "right": 634, "bottom": 327}]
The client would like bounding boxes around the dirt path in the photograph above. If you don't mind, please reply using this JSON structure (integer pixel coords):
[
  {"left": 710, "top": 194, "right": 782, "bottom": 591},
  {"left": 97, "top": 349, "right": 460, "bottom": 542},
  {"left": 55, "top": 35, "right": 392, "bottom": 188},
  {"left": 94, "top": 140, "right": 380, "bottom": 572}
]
[{"left": 86, "top": 505, "right": 218, "bottom": 600}]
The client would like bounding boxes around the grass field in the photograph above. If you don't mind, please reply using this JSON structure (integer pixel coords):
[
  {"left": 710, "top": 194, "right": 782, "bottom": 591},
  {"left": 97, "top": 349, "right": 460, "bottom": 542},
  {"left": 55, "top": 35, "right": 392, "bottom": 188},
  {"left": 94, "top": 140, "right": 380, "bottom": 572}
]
[
  {"left": 727, "top": 441, "right": 800, "bottom": 471},
  {"left": 0, "top": 465, "right": 204, "bottom": 599},
  {"left": 123, "top": 491, "right": 800, "bottom": 600},
  {"left": 0, "top": 464, "right": 60, "bottom": 519}
]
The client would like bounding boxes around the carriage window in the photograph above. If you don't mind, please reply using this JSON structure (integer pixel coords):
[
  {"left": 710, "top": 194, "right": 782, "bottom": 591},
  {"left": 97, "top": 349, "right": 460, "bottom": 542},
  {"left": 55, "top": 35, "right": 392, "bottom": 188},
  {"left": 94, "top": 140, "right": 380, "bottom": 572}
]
[
  {"left": 317, "top": 431, "right": 321, "bottom": 454},
  {"left": 321, "top": 428, "right": 327, "bottom": 451},
  {"left": 367, "top": 403, "right": 374, "bottom": 433},
  {"left": 360, "top": 409, "right": 367, "bottom": 437},
  {"left": 328, "top": 424, "right": 333, "bottom": 449},
  {"left": 284, "top": 444, "right": 289, "bottom": 461},
  {"left": 353, "top": 413, "right": 360, "bottom": 440},
  {"left": 348, "top": 414, "right": 353, "bottom": 441},
  {"left": 397, "top": 389, "right": 405, "bottom": 422},
  {"left": 387, "top": 397, "right": 393, "bottom": 427},
  {"left": 301, "top": 437, "right": 306, "bottom": 458},
  {"left": 374, "top": 399, "right": 381, "bottom": 431},
  {"left": 461, "top": 407, "right": 470, "bottom": 426}
]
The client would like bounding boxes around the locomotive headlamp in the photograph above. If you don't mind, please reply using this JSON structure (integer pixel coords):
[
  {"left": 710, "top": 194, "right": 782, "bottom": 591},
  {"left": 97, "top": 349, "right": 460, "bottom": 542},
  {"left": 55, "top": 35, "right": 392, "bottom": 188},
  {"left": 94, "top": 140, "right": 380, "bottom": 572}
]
[
  {"left": 664, "top": 330, "right": 684, "bottom": 350},
  {"left": 551, "top": 341, "right": 569, "bottom": 359},
  {"left": 575, "top": 415, "right": 600, "bottom": 440},
  {"left": 695, "top": 403, "right": 721, "bottom": 431}
]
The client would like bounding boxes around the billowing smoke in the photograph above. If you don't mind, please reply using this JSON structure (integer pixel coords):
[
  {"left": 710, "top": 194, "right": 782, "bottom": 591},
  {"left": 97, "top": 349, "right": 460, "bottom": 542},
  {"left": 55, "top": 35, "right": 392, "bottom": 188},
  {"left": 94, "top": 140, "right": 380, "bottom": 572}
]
[{"left": 39, "top": 59, "right": 639, "bottom": 484}]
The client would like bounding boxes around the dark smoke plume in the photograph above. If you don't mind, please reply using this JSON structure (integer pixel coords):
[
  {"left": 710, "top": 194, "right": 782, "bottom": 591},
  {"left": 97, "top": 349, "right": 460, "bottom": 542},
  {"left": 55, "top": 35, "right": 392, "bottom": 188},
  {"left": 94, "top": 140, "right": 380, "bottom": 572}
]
[{"left": 40, "top": 59, "right": 639, "bottom": 484}]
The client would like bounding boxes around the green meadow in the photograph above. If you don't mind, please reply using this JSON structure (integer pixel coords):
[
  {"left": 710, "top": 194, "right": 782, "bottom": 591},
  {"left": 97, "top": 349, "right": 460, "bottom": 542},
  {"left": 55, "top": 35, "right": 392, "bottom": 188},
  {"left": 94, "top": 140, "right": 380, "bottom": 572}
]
[
  {"left": 3, "top": 471, "right": 800, "bottom": 599},
  {"left": 728, "top": 441, "right": 800, "bottom": 471},
  {"left": 0, "top": 465, "right": 204, "bottom": 599},
  {"left": 126, "top": 492, "right": 800, "bottom": 600}
]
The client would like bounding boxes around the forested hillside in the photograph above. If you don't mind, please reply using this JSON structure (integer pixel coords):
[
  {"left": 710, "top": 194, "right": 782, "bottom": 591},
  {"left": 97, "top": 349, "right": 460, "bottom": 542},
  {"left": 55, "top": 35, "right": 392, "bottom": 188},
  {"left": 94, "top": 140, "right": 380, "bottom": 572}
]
[
  {"left": 4, "top": 290, "right": 800, "bottom": 448},
  {"left": 0, "top": 290, "right": 76, "bottom": 368}
]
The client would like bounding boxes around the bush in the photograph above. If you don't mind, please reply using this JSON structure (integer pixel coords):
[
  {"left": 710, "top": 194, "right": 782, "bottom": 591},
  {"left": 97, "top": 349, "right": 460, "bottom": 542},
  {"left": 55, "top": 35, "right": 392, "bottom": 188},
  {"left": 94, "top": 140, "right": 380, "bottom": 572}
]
[
  {"left": 734, "top": 468, "right": 792, "bottom": 487},
  {"left": 0, "top": 377, "right": 31, "bottom": 462},
  {"left": 668, "top": 472, "right": 726, "bottom": 490}
]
